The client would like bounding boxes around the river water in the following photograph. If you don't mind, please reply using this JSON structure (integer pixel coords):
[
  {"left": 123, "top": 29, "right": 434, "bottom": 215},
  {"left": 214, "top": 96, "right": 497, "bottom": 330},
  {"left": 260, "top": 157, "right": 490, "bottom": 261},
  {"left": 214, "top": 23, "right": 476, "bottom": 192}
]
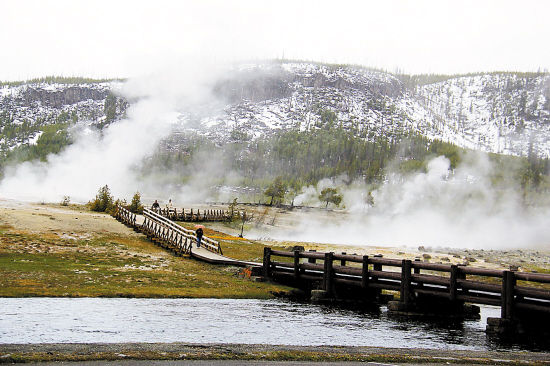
[{"left": 0, "top": 298, "right": 541, "bottom": 351}]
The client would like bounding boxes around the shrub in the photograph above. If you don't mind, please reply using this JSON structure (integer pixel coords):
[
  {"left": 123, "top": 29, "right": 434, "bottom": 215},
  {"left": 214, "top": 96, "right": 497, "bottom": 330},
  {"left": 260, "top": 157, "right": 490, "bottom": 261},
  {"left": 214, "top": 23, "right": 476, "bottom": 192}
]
[
  {"left": 319, "top": 187, "right": 342, "bottom": 208},
  {"left": 128, "top": 192, "right": 144, "bottom": 214},
  {"left": 89, "top": 185, "right": 115, "bottom": 213},
  {"left": 264, "top": 177, "right": 286, "bottom": 206}
]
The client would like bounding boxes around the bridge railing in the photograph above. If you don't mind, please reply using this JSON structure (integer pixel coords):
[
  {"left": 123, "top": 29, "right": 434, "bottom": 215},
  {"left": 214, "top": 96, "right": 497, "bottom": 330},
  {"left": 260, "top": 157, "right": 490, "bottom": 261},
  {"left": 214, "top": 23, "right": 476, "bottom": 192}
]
[
  {"left": 143, "top": 208, "right": 222, "bottom": 255},
  {"left": 151, "top": 206, "right": 248, "bottom": 223},
  {"left": 263, "top": 248, "right": 550, "bottom": 319},
  {"left": 115, "top": 204, "right": 136, "bottom": 227},
  {"left": 151, "top": 207, "right": 232, "bottom": 222},
  {"left": 114, "top": 205, "right": 223, "bottom": 256}
]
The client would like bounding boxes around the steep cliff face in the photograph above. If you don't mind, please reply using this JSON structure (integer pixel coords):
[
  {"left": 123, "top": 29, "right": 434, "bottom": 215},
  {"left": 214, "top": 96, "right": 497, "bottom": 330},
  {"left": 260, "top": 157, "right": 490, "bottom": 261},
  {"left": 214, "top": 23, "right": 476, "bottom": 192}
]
[
  {"left": 21, "top": 85, "right": 109, "bottom": 108},
  {"left": 0, "top": 81, "right": 126, "bottom": 152}
]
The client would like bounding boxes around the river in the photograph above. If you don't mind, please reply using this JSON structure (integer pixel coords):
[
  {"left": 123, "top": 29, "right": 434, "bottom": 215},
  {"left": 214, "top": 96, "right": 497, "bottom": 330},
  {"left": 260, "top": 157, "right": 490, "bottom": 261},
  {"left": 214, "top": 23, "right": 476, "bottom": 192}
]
[{"left": 0, "top": 298, "right": 544, "bottom": 351}]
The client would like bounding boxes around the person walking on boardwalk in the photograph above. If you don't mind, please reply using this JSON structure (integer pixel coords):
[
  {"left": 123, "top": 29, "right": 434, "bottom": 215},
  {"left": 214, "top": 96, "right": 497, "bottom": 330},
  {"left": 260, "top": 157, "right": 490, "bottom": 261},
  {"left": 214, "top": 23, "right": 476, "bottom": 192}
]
[
  {"left": 151, "top": 200, "right": 160, "bottom": 211},
  {"left": 195, "top": 227, "right": 203, "bottom": 248}
]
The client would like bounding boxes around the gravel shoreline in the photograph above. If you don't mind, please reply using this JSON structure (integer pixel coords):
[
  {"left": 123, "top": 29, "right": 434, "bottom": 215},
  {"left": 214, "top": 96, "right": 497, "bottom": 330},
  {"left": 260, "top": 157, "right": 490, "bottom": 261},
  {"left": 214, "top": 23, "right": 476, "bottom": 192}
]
[{"left": 1, "top": 343, "right": 550, "bottom": 364}]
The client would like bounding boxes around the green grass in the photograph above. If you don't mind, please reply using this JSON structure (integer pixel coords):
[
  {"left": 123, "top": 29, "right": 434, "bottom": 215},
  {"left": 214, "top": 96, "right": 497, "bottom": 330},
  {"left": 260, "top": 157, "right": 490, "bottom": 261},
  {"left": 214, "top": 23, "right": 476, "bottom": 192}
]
[
  {"left": 0, "top": 226, "right": 290, "bottom": 298},
  {"left": 177, "top": 222, "right": 288, "bottom": 262},
  {"left": 0, "top": 349, "right": 542, "bottom": 364}
]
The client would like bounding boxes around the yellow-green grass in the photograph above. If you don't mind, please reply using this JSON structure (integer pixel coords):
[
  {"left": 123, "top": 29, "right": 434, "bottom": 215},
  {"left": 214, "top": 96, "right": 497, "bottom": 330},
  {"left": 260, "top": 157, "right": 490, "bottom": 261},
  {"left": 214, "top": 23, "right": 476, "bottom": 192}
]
[
  {"left": 177, "top": 222, "right": 289, "bottom": 262},
  {"left": 0, "top": 224, "right": 290, "bottom": 298},
  {"left": 1, "top": 349, "right": 537, "bottom": 365}
]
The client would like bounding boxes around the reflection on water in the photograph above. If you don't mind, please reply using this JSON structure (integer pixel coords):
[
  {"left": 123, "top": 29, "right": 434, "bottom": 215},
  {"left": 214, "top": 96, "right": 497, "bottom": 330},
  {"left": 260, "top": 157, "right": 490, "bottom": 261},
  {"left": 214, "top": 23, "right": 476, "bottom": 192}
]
[{"left": 0, "top": 298, "right": 543, "bottom": 351}]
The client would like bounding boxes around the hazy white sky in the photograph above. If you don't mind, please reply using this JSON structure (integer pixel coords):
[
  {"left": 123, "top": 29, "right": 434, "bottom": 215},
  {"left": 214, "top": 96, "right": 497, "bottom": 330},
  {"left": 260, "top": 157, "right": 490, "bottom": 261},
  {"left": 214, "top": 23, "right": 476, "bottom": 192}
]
[{"left": 1, "top": 0, "right": 549, "bottom": 81}]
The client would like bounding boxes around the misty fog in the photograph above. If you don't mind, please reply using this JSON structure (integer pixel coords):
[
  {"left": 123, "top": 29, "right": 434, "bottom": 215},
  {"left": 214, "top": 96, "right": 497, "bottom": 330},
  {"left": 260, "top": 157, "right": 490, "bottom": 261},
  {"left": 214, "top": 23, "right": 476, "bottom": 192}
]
[
  {"left": 1, "top": 62, "right": 549, "bottom": 251},
  {"left": 248, "top": 153, "right": 550, "bottom": 249}
]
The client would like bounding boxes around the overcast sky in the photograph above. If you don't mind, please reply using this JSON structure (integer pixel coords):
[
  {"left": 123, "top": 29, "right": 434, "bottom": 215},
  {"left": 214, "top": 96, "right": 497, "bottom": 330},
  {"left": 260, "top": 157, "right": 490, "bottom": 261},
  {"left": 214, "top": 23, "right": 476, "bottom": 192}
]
[{"left": 1, "top": 0, "right": 549, "bottom": 81}]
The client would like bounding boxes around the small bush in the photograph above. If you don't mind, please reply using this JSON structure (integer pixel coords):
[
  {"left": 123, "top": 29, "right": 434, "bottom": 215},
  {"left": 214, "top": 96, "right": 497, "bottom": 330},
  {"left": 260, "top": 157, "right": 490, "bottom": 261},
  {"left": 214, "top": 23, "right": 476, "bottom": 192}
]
[
  {"left": 89, "top": 185, "right": 115, "bottom": 213},
  {"left": 128, "top": 192, "right": 144, "bottom": 214}
]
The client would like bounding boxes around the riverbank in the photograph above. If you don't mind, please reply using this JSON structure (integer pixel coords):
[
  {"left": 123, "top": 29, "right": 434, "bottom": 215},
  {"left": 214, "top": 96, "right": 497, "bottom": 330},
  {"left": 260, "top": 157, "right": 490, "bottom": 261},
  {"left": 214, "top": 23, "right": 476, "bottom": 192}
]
[
  {"left": 1, "top": 343, "right": 549, "bottom": 365},
  {"left": 1, "top": 199, "right": 549, "bottom": 299},
  {"left": 0, "top": 200, "right": 290, "bottom": 298}
]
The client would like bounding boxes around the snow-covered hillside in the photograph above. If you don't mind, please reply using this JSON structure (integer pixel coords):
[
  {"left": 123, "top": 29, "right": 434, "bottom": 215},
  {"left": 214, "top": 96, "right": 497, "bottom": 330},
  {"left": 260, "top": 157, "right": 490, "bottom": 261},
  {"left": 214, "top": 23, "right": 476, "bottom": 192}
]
[
  {"left": 411, "top": 74, "right": 550, "bottom": 156},
  {"left": 0, "top": 80, "right": 125, "bottom": 150},
  {"left": 1, "top": 63, "right": 549, "bottom": 158},
  {"left": 194, "top": 63, "right": 550, "bottom": 157}
]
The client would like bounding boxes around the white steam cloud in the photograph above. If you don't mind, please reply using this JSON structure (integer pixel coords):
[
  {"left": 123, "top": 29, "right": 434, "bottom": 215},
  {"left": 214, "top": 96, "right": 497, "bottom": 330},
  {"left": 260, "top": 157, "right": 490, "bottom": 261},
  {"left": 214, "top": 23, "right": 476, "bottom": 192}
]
[
  {"left": 0, "top": 59, "right": 224, "bottom": 203},
  {"left": 1, "top": 60, "right": 549, "bottom": 251},
  {"left": 252, "top": 153, "right": 550, "bottom": 250}
]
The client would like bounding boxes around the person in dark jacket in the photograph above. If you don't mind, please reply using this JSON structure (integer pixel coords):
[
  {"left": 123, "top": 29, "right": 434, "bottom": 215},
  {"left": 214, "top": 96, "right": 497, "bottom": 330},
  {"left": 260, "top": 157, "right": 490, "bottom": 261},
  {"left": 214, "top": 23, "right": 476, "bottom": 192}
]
[
  {"left": 151, "top": 200, "right": 160, "bottom": 210},
  {"left": 196, "top": 227, "right": 203, "bottom": 248}
]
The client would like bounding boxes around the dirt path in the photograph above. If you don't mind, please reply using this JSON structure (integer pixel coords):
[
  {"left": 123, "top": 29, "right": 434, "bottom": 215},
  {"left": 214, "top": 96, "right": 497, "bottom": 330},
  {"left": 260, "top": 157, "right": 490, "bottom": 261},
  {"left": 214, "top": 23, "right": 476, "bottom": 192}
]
[{"left": 0, "top": 199, "right": 139, "bottom": 237}]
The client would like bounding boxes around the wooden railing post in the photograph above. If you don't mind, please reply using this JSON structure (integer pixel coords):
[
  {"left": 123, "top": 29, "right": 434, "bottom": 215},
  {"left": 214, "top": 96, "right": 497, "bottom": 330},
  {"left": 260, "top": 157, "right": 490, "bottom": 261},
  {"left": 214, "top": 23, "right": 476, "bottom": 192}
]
[
  {"left": 263, "top": 247, "right": 272, "bottom": 278},
  {"left": 449, "top": 265, "right": 458, "bottom": 301},
  {"left": 373, "top": 254, "right": 382, "bottom": 272},
  {"left": 294, "top": 250, "right": 300, "bottom": 278},
  {"left": 308, "top": 249, "right": 316, "bottom": 264},
  {"left": 413, "top": 258, "right": 421, "bottom": 274},
  {"left": 361, "top": 255, "right": 369, "bottom": 289},
  {"left": 323, "top": 252, "right": 334, "bottom": 294},
  {"left": 413, "top": 258, "right": 423, "bottom": 289},
  {"left": 400, "top": 259, "right": 412, "bottom": 305},
  {"left": 501, "top": 270, "right": 516, "bottom": 320},
  {"left": 372, "top": 254, "right": 382, "bottom": 285},
  {"left": 340, "top": 252, "right": 346, "bottom": 267}
]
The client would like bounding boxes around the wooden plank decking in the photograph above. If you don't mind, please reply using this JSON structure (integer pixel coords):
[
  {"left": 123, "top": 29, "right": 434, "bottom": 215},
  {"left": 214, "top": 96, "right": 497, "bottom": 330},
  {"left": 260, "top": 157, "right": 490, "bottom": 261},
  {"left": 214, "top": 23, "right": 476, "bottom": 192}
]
[{"left": 115, "top": 205, "right": 259, "bottom": 268}]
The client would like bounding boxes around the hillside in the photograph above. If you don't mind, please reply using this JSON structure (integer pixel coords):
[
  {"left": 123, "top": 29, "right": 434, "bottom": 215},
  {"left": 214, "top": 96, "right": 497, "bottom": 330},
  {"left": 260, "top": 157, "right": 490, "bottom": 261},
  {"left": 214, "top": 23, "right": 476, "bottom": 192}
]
[
  {"left": 201, "top": 63, "right": 550, "bottom": 157},
  {"left": 0, "top": 78, "right": 126, "bottom": 164},
  {"left": 1, "top": 63, "right": 549, "bottom": 163}
]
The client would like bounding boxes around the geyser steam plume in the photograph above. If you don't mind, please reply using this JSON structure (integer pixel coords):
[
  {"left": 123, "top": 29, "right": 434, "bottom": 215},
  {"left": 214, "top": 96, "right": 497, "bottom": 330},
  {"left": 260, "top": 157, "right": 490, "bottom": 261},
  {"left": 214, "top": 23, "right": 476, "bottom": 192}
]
[
  {"left": 252, "top": 153, "right": 550, "bottom": 250},
  {"left": 0, "top": 61, "right": 223, "bottom": 203}
]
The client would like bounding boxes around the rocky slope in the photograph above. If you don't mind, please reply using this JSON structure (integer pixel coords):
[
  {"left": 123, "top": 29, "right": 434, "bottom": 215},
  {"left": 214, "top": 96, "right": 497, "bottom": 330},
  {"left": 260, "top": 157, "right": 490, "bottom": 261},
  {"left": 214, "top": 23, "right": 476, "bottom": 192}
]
[
  {"left": 197, "top": 63, "right": 550, "bottom": 157},
  {"left": 0, "top": 80, "right": 125, "bottom": 151}
]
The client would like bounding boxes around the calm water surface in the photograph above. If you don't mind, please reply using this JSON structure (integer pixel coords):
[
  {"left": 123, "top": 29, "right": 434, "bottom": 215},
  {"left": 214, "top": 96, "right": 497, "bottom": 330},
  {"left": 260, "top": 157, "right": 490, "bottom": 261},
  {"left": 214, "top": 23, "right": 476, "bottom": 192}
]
[{"left": 0, "top": 298, "right": 541, "bottom": 351}]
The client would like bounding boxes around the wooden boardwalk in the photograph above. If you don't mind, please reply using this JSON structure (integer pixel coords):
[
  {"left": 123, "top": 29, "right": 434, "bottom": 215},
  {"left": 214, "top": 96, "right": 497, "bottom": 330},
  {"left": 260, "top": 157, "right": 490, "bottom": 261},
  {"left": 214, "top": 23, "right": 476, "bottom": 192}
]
[
  {"left": 115, "top": 205, "right": 259, "bottom": 268},
  {"left": 190, "top": 246, "right": 259, "bottom": 267},
  {"left": 263, "top": 248, "right": 550, "bottom": 334},
  {"left": 152, "top": 206, "right": 248, "bottom": 223},
  {"left": 116, "top": 204, "right": 550, "bottom": 335}
]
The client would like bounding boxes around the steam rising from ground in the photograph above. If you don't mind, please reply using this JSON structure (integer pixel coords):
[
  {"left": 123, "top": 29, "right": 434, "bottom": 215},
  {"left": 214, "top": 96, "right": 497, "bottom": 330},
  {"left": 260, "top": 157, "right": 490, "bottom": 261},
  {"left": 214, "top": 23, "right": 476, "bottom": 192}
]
[
  {"left": 0, "top": 60, "right": 223, "bottom": 203},
  {"left": 250, "top": 154, "right": 550, "bottom": 249},
  {"left": 1, "top": 62, "right": 549, "bottom": 250}
]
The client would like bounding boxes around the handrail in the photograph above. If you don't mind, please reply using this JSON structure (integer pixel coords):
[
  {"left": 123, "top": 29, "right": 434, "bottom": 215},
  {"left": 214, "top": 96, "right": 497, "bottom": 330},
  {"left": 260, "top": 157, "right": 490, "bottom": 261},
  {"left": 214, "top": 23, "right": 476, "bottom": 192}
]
[
  {"left": 143, "top": 208, "right": 221, "bottom": 254},
  {"left": 144, "top": 208, "right": 194, "bottom": 238},
  {"left": 263, "top": 248, "right": 550, "bottom": 317},
  {"left": 151, "top": 206, "right": 246, "bottom": 223}
]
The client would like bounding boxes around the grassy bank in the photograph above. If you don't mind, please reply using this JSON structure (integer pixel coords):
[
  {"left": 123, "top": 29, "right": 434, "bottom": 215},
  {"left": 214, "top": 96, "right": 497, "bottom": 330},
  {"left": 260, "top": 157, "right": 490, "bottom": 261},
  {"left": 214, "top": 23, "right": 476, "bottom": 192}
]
[
  {"left": 0, "top": 206, "right": 290, "bottom": 298},
  {"left": 1, "top": 343, "right": 549, "bottom": 365}
]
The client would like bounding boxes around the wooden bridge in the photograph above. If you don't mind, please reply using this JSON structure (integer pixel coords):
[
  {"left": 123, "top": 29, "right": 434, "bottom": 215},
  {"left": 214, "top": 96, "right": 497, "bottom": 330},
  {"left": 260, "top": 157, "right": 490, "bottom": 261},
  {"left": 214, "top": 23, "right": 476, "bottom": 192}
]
[
  {"left": 152, "top": 207, "right": 248, "bottom": 223},
  {"left": 263, "top": 248, "right": 550, "bottom": 335},
  {"left": 115, "top": 205, "right": 259, "bottom": 267},
  {"left": 114, "top": 204, "right": 550, "bottom": 335}
]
